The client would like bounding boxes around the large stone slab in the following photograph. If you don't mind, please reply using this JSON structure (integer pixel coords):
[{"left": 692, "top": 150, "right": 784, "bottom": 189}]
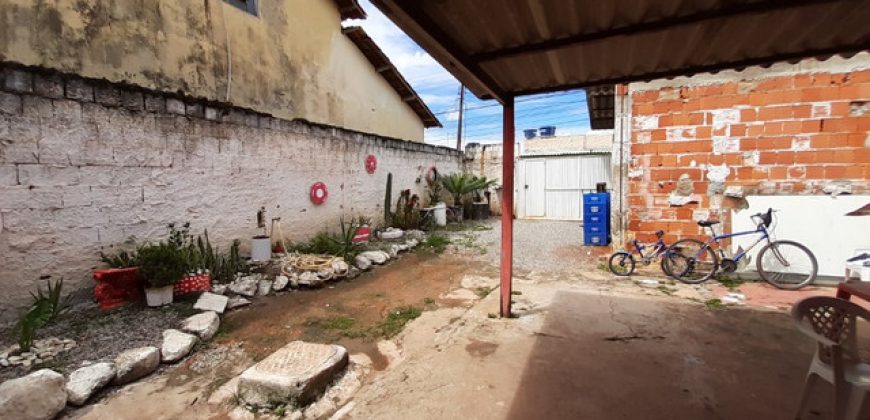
[
  {"left": 303, "top": 361, "right": 364, "bottom": 419},
  {"left": 181, "top": 311, "right": 220, "bottom": 340},
  {"left": 359, "top": 251, "right": 388, "bottom": 265},
  {"left": 161, "top": 329, "right": 198, "bottom": 363},
  {"left": 194, "top": 292, "right": 229, "bottom": 314},
  {"left": 238, "top": 341, "right": 348, "bottom": 407},
  {"left": 229, "top": 276, "right": 258, "bottom": 297},
  {"left": 113, "top": 346, "right": 160, "bottom": 385},
  {"left": 66, "top": 362, "right": 116, "bottom": 405},
  {"left": 0, "top": 369, "right": 67, "bottom": 420}
]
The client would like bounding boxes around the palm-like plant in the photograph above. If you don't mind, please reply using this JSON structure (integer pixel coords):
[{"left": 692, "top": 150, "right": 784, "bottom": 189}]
[
  {"left": 441, "top": 173, "right": 498, "bottom": 206},
  {"left": 468, "top": 176, "right": 497, "bottom": 202},
  {"left": 440, "top": 173, "right": 476, "bottom": 206}
]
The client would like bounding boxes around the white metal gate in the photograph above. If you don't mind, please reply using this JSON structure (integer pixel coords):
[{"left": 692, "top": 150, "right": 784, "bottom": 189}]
[{"left": 517, "top": 154, "right": 611, "bottom": 220}]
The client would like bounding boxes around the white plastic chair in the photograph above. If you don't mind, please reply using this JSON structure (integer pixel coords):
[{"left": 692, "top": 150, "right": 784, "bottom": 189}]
[{"left": 792, "top": 296, "right": 870, "bottom": 420}]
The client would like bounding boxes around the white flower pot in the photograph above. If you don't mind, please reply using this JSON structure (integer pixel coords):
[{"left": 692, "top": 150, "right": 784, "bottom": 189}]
[
  {"left": 251, "top": 236, "right": 272, "bottom": 262},
  {"left": 145, "top": 285, "right": 174, "bottom": 307}
]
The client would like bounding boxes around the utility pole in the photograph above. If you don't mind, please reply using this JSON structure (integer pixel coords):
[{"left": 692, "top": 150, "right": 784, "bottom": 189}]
[{"left": 455, "top": 85, "right": 465, "bottom": 150}]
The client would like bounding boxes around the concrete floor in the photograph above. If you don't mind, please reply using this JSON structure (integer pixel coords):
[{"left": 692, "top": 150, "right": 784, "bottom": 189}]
[{"left": 347, "top": 277, "right": 839, "bottom": 420}]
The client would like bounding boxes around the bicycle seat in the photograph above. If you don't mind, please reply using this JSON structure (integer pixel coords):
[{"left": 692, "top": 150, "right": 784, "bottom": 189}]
[{"left": 697, "top": 220, "right": 720, "bottom": 227}]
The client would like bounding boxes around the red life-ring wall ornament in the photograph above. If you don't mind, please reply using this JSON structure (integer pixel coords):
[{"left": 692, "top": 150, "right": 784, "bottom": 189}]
[
  {"left": 310, "top": 182, "right": 328, "bottom": 205},
  {"left": 365, "top": 155, "right": 377, "bottom": 174},
  {"left": 425, "top": 166, "right": 439, "bottom": 184}
]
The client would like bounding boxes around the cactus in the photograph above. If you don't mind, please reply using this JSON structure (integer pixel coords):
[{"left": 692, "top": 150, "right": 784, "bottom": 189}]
[{"left": 384, "top": 172, "right": 393, "bottom": 226}]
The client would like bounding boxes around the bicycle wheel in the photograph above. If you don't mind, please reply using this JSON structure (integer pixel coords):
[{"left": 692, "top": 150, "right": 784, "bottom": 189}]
[
  {"left": 608, "top": 252, "right": 636, "bottom": 276},
  {"left": 660, "top": 249, "right": 687, "bottom": 277},
  {"left": 664, "top": 239, "right": 718, "bottom": 284},
  {"left": 756, "top": 240, "right": 818, "bottom": 290}
]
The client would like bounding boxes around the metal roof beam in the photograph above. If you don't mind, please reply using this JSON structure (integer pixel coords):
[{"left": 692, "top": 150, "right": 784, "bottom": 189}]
[
  {"left": 471, "top": 0, "right": 838, "bottom": 63},
  {"left": 372, "top": 0, "right": 508, "bottom": 102},
  {"left": 510, "top": 41, "right": 870, "bottom": 97}
]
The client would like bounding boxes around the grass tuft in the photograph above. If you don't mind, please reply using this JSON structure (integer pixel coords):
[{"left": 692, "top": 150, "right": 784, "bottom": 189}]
[
  {"left": 704, "top": 298, "right": 724, "bottom": 310},
  {"left": 374, "top": 306, "right": 422, "bottom": 338},
  {"left": 421, "top": 235, "right": 450, "bottom": 254}
]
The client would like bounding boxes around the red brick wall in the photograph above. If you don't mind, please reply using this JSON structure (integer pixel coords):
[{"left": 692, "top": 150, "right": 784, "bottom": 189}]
[{"left": 627, "top": 69, "right": 870, "bottom": 244}]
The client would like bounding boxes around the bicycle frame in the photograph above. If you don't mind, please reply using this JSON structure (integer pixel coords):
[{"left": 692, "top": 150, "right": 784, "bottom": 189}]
[
  {"left": 632, "top": 239, "right": 668, "bottom": 263},
  {"left": 703, "top": 222, "right": 771, "bottom": 262}
]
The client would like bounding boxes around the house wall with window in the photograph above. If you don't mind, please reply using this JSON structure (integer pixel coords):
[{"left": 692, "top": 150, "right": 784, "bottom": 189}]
[
  {"left": 0, "top": 0, "right": 427, "bottom": 141},
  {"left": 619, "top": 55, "right": 870, "bottom": 276}
]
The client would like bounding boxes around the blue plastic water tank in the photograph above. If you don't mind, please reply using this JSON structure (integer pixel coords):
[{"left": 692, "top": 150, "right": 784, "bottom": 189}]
[{"left": 539, "top": 126, "right": 556, "bottom": 137}]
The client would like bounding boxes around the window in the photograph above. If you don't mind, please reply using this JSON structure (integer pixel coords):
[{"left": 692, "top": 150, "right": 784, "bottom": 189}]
[{"left": 224, "top": 0, "right": 258, "bottom": 16}]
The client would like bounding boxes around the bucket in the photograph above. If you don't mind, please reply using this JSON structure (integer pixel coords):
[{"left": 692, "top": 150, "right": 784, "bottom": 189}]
[
  {"left": 251, "top": 236, "right": 272, "bottom": 262},
  {"left": 433, "top": 202, "right": 447, "bottom": 226}
]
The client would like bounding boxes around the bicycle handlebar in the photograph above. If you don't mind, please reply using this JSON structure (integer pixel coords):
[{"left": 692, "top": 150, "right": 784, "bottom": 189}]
[{"left": 751, "top": 208, "right": 777, "bottom": 218}]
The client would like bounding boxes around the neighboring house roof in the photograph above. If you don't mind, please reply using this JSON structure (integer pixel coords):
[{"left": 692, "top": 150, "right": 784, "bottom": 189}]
[
  {"left": 370, "top": 0, "right": 870, "bottom": 103},
  {"left": 343, "top": 26, "right": 442, "bottom": 128},
  {"left": 523, "top": 132, "right": 613, "bottom": 156},
  {"left": 333, "top": 0, "right": 366, "bottom": 20},
  {"left": 585, "top": 86, "right": 615, "bottom": 130}
]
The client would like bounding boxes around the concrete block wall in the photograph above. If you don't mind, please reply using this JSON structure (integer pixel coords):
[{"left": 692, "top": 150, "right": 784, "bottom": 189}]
[
  {"left": 626, "top": 66, "right": 870, "bottom": 244},
  {"left": 0, "top": 65, "right": 461, "bottom": 319}
]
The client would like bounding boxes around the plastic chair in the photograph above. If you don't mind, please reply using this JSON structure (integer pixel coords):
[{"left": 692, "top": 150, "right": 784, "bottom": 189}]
[{"left": 792, "top": 296, "right": 870, "bottom": 420}]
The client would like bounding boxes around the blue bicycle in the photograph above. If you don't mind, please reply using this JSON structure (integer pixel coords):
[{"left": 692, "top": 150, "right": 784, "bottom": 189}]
[
  {"left": 663, "top": 208, "right": 818, "bottom": 289},
  {"left": 608, "top": 230, "right": 686, "bottom": 277}
]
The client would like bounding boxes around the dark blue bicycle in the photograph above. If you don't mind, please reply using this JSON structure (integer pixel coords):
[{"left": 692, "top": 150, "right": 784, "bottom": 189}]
[
  {"left": 663, "top": 208, "right": 818, "bottom": 289},
  {"left": 608, "top": 230, "right": 685, "bottom": 277}
]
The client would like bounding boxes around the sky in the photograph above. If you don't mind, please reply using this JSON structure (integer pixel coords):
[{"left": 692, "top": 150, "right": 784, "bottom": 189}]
[{"left": 345, "top": 1, "right": 592, "bottom": 147}]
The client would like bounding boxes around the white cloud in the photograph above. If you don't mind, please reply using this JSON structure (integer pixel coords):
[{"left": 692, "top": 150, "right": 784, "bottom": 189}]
[
  {"left": 444, "top": 111, "right": 460, "bottom": 122},
  {"left": 347, "top": 3, "right": 456, "bottom": 88}
]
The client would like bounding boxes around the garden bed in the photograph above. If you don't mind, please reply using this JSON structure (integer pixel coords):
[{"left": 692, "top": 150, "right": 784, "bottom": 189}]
[{"left": 0, "top": 301, "right": 194, "bottom": 382}]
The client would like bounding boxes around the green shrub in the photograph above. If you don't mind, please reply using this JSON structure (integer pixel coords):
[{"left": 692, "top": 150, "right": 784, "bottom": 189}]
[
  {"left": 100, "top": 249, "right": 139, "bottom": 268},
  {"left": 292, "top": 217, "right": 363, "bottom": 261},
  {"left": 390, "top": 189, "right": 421, "bottom": 229},
  {"left": 15, "top": 300, "right": 52, "bottom": 352},
  {"left": 30, "top": 278, "right": 71, "bottom": 321},
  {"left": 16, "top": 278, "right": 71, "bottom": 352},
  {"left": 137, "top": 243, "right": 189, "bottom": 288},
  {"left": 101, "top": 224, "right": 248, "bottom": 284}
]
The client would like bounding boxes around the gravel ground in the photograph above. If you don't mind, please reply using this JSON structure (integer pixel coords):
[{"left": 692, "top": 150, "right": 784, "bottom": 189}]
[
  {"left": 0, "top": 299, "right": 195, "bottom": 382},
  {"left": 440, "top": 218, "right": 607, "bottom": 274}
]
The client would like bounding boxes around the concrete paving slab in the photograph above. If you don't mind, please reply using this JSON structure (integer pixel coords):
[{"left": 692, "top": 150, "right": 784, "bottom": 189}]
[{"left": 238, "top": 341, "right": 348, "bottom": 407}]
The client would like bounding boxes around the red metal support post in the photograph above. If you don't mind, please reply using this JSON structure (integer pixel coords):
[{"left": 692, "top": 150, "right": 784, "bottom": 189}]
[{"left": 500, "top": 97, "right": 515, "bottom": 317}]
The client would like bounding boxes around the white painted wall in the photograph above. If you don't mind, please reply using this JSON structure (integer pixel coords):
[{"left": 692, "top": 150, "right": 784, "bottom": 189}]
[
  {"left": 731, "top": 195, "right": 870, "bottom": 277},
  {"left": 0, "top": 82, "right": 461, "bottom": 320}
]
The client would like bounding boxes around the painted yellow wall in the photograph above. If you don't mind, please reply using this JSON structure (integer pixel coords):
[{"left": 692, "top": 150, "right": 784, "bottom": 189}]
[{"left": 0, "top": 0, "right": 424, "bottom": 141}]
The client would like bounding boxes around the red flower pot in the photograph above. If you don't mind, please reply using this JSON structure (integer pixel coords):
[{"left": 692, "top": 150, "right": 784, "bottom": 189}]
[
  {"left": 93, "top": 267, "right": 143, "bottom": 311},
  {"left": 174, "top": 273, "right": 212, "bottom": 296}
]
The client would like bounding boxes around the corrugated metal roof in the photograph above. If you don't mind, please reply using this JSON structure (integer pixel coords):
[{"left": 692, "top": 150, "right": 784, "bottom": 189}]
[
  {"left": 343, "top": 27, "right": 442, "bottom": 128},
  {"left": 371, "top": 0, "right": 870, "bottom": 102},
  {"left": 585, "top": 86, "right": 615, "bottom": 130},
  {"left": 333, "top": 0, "right": 366, "bottom": 20}
]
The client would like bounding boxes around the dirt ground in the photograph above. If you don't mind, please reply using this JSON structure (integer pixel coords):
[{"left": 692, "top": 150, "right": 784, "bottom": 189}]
[{"left": 68, "top": 220, "right": 866, "bottom": 420}]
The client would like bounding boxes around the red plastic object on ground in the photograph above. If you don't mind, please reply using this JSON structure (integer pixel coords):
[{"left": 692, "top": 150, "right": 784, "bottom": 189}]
[
  {"left": 174, "top": 273, "right": 212, "bottom": 296},
  {"left": 310, "top": 182, "right": 328, "bottom": 205},
  {"left": 93, "top": 267, "right": 143, "bottom": 311},
  {"left": 352, "top": 226, "right": 372, "bottom": 243}
]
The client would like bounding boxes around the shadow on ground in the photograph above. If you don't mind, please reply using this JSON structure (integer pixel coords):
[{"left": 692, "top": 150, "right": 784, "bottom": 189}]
[{"left": 505, "top": 291, "right": 818, "bottom": 420}]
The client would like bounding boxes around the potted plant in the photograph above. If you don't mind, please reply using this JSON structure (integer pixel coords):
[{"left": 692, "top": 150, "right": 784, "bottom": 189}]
[
  {"left": 469, "top": 176, "right": 497, "bottom": 220},
  {"left": 137, "top": 243, "right": 188, "bottom": 306},
  {"left": 96, "top": 246, "right": 143, "bottom": 310},
  {"left": 441, "top": 173, "right": 476, "bottom": 221}
]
